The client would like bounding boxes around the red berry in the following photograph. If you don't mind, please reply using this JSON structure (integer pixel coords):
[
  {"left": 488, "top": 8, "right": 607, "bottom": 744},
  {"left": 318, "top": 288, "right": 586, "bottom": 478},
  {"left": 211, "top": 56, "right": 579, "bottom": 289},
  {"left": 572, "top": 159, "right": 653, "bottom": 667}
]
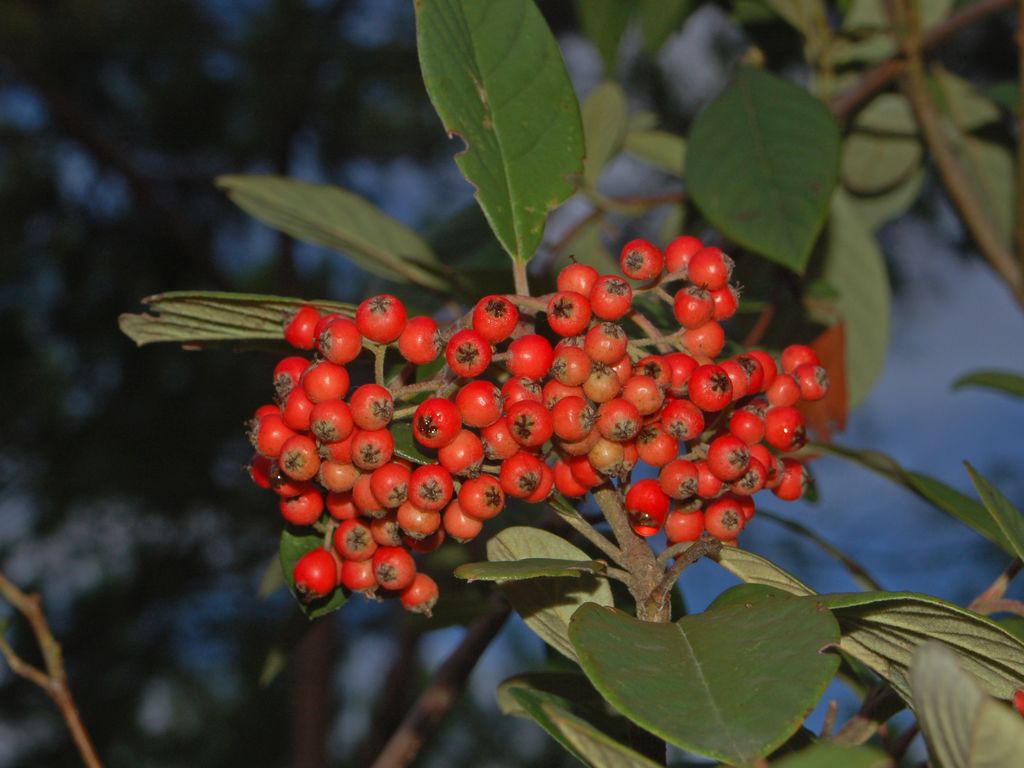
[
  {"left": 767, "top": 373, "right": 802, "bottom": 407},
  {"left": 398, "top": 316, "right": 441, "bottom": 364},
  {"left": 620, "top": 238, "right": 664, "bottom": 280},
  {"left": 443, "top": 499, "right": 483, "bottom": 542},
  {"left": 356, "top": 294, "right": 407, "bottom": 344},
  {"left": 733, "top": 354, "right": 766, "bottom": 394},
  {"left": 634, "top": 355, "right": 671, "bottom": 387},
  {"left": 746, "top": 350, "right": 778, "bottom": 390},
  {"left": 718, "top": 359, "right": 750, "bottom": 401},
  {"left": 352, "top": 473, "right": 386, "bottom": 518},
  {"left": 248, "top": 454, "right": 273, "bottom": 490},
  {"left": 396, "top": 502, "right": 441, "bottom": 540},
  {"left": 731, "top": 458, "right": 766, "bottom": 496},
  {"left": 524, "top": 462, "right": 555, "bottom": 504},
  {"left": 413, "top": 398, "right": 462, "bottom": 449},
  {"left": 499, "top": 451, "right": 548, "bottom": 499},
  {"left": 446, "top": 329, "right": 492, "bottom": 377},
  {"left": 284, "top": 306, "right": 321, "bottom": 350},
  {"left": 547, "top": 291, "right": 592, "bottom": 337},
  {"left": 326, "top": 491, "right": 358, "bottom": 520},
  {"left": 665, "top": 510, "right": 704, "bottom": 543},
  {"left": 371, "top": 512, "right": 405, "bottom": 547},
  {"left": 625, "top": 478, "right": 671, "bottom": 536},
  {"left": 794, "top": 363, "right": 829, "bottom": 401},
  {"left": 728, "top": 408, "right": 765, "bottom": 445},
  {"left": 710, "top": 286, "right": 739, "bottom": 321},
  {"left": 274, "top": 356, "right": 310, "bottom": 399},
  {"left": 458, "top": 474, "right": 506, "bottom": 520},
  {"left": 781, "top": 344, "right": 820, "bottom": 374},
  {"left": 542, "top": 379, "right": 583, "bottom": 409},
  {"left": 269, "top": 464, "right": 312, "bottom": 499},
  {"left": 553, "top": 460, "right": 589, "bottom": 497},
  {"left": 501, "top": 376, "right": 543, "bottom": 408},
  {"left": 279, "top": 487, "right": 325, "bottom": 525},
  {"left": 636, "top": 424, "right": 678, "bottom": 467},
  {"left": 280, "top": 387, "right": 315, "bottom": 432},
  {"left": 660, "top": 398, "right": 705, "bottom": 441},
  {"left": 351, "top": 428, "right": 395, "bottom": 471},
  {"left": 551, "top": 396, "right": 596, "bottom": 442},
  {"left": 705, "top": 497, "right": 746, "bottom": 540},
  {"left": 280, "top": 434, "right": 322, "bottom": 481},
  {"left": 340, "top": 558, "right": 377, "bottom": 592},
  {"left": 566, "top": 453, "right": 602, "bottom": 488},
  {"left": 1011, "top": 689, "right": 1024, "bottom": 717},
  {"left": 707, "top": 434, "right": 750, "bottom": 482},
  {"left": 507, "top": 334, "right": 554, "bottom": 380},
  {"left": 455, "top": 380, "right": 502, "bottom": 428},
  {"left": 664, "top": 235, "right": 703, "bottom": 274},
  {"left": 695, "top": 460, "right": 723, "bottom": 499},
  {"left": 764, "top": 406, "right": 806, "bottom": 452},
  {"left": 408, "top": 464, "right": 454, "bottom": 511},
  {"left": 584, "top": 322, "right": 628, "bottom": 365},
  {"left": 506, "top": 400, "right": 555, "bottom": 448},
  {"left": 659, "top": 459, "right": 699, "bottom": 499},
  {"left": 557, "top": 262, "right": 599, "bottom": 295},
  {"left": 400, "top": 573, "right": 439, "bottom": 615},
  {"left": 403, "top": 522, "right": 445, "bottom": 551},
  {"left": 319, "top": 433, "right": 354, "bottom": 464},
  {"left": 349, "top": 384, "right": 394, "bottom": 430},
  {"left": 250, "top": 412, "right": 297, "bottom": 458},
  {"left": 673, "top": 286, "right": 715, "bottom": 329},
  {"left": 370, "top": 462, "right": 411, "bottom": 508},
  {"left": 480, "top": 416, "right": 519, "bottom": 460},
  {"left": 438, "top": 429, "right": 485, "bottom": 476},
  {"left": 372, "top": 546, "right": 416, "bottom": 590},
  {"left": 292, "top": 548, "right": 337, "bottom": 601},
  {"left": 318, "top": 317, "right": 363, "bottom": 365},
  {"left": 310, "top": 399, "right": 355, "bottom": 443},
  {"left": 301, "top": 361, "right": 350, "bottom": 403},
  {"left": 623, "top": 374, "right": 664, "bottom": 416},
  {"left": 687, "top": 364, "right": 733, "bottom": 411},
  {"left": 582, "top": 362, "right": 622, "bottom": 403},
  {"left": 773, "top": 459, "right": 810, "bottom": 501},
  {"left": 552, "top": 344, "right": 592, "bottom": 386},
  {"left": 319, "top": 460, "right": 359, "bottom": 493},
  {"left": 589, "top": 275, "right": 633, "bottom": 321},
  {"left": 472, "top": 295, "right": 519, "bottom": 343},
  {"left": 587, "top": 438, "right": 626, "bottom": 477},
  {"left": 687, "top": 247, "right": 733, "bottom": 291},
  {"left": 682, "top": 320, "right": 726, "bottom": 359},
  {"left": 665, "top": 352, "right": 699, "bottom": 396},
  {"left": 333, "top": 519, "right": 378, "bottom": 561},
  {"left": 596, "top": 398, "right": 641, "bottom": 442}
]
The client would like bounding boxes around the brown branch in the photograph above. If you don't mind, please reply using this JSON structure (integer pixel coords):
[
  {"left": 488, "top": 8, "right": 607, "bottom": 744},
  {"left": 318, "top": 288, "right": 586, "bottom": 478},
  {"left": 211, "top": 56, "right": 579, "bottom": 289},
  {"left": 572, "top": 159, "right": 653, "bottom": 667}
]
[
  {"left": 649, "top": 537, "right": 721, "bottom": 615},
  {"left": 0, "top": 572, "right": 102, "bottom": 768},
  {"left": 369, "top": 599, "right": 511, "bottom": 768},
  {"left": 830, "top": 0, "right": 1014, "bottom": 122}
]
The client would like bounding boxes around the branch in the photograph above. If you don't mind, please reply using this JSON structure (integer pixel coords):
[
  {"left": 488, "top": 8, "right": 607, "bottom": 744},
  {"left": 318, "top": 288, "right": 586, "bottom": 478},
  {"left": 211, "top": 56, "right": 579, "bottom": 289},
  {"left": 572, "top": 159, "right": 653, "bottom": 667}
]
[
  {"left": 369, "top": 599, "right": 511, "bottom": 768},
  {"left": 0, "top": 572, "right": 103, "bottom": 768},
  {"left": 649, "top": 537, "right": 721, "bottom": 615},
  {"left": 968, "top": 558, "right": 1021, "bottom": 611}
]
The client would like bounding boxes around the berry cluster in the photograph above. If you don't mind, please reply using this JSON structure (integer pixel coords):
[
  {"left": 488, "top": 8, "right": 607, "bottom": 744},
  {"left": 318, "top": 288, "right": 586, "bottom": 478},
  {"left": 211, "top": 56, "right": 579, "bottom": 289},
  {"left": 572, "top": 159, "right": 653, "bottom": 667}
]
[{"left": 246, "top": 235, "right": 828, "bottom": 615}]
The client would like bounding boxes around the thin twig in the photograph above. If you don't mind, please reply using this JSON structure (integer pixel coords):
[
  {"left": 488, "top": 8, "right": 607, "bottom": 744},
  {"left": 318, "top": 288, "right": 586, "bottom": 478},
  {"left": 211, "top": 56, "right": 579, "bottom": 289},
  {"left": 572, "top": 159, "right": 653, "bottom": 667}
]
[
  {"left": 969, "top": 597, "right": 1024, "bottom": 615},
  {"left": 0, "top": 572, "right": 103, "bottom": 768},
  {"left": 629, "top": 310, "right": 678, "bottom": 354},
  {"left": 820, "top": 699, "right": 839, "bottom": 739},
  {"left": 369, "top": 598, "right": 511, "bottom": 768},
  {"left": 550, "top": 503, "right": 626, "bottom": 566},
  {"left": 650, "top": 538, "right": 722, "bottom": 613},
  {"left": 968, "top": 558, "right": 1022, "bottom": 611}
]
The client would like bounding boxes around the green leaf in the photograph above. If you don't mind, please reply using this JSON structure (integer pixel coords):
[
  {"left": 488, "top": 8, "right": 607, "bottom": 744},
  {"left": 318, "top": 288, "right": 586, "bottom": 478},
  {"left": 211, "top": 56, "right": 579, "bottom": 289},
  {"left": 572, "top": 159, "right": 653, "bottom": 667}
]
[
  {"left": 416, "top": 0, "right": 584, "bottom": 264},
  {"left": 575, "top": 0, "right": 633, "bottom": 75},
  {"left": 847, "top": 167, "right": 924, "bottom": 232},
  {"left": 820, "top": 191, "right": 891, "bottom": 408},
  {"left": 817, "top": 443, "right": 1012, "bottom": 554},
  {"left": 842, "top": 0, "right": 953, "bottom": 31},
  {"left": 278, "top": 527, "right": 347, "bottom": 620},
  {"left": 999, "top": 617, "right": 1024, "bottom": 644},
  {"left": 454, "top": 558, "right": 607, "bottom": 582},
  {"left": 687, "top": 67, "right": 840, "bottom": 272},
  {"left": 216, "top": 175, "right": 449, "bottom": 291},
  {"left": 582, "top": 82, "right": 629, "bottom": 186},
  {"left": 706, "top": 583, "right": 795, "bottom": 612},
  {"left": 771, "top": 742, "right": 891, "bottom": 768},
  {"left": 636, "top": 0, "right": 693, "bottom": 51},
  {"left": 953, "top": 370, "right": 1024, "bottom": 398},
  {"left": 933, "top": 66, "right": 1003, "bottom": 131},
  {"left": 822, "top": 592, "right": 1024, "bottom": 702},
  {"left": 910, "top": 642, "right": 1024, "bottom": 768},
  {"left": 569, "top": 598, "right": 841, "bottom": 766},
  {"left": 764, "top": 0, "right": 828, "bottom": 42},
  {"left": 389, "top": 422, "right": 436, "bottom": 466},
  {"left": 118, "top": 291, "right": 355, "bottom": 348},
  {"left": 965, "top": 463, "right": 1024, "bottom": 564},
  {"left": 841, "top": 94, "right": 921, "bottom": 195},
  {"left": 486, "top": 526, "right": 614, "bottom": 661},
  {"left": 623, "top": 130, "right": 687, "bottom": 176},
  {"left": 498, "top": 673, "right": 662, "bottom": 768},
  {"left": 711, "top": 546, "right": 816, "bottom": 596}
]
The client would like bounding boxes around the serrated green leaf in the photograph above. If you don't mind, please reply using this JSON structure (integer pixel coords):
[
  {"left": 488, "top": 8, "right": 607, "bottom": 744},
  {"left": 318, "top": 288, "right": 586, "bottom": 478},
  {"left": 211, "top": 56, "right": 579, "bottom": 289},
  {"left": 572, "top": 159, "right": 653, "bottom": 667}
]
[
  {"left": 582, "top": 82, "right": 629, "bottom": 186},
  {"left": 217, "top": 175, "right": 449, "bottom": 290},
  {"left": 821, "top": 190, "right": 891, "bottom": 408},
  {"left": 953, "top": 369, "right": 1024, "bottom": 398},
  {"left": 637, "top": 0, "right": 693, "bottom": 51},
  {"left": 687, "top": 67, "right": 840, "bottom": 272},
  {"left": 416, "top": 0, "right": 584, "bottom": 264},
  {"left": 623, "top": 130, "right": 687, "bottom": 176},
  {"left": 569, "top": 598, "right": 841, "bottom": 766},
  {"left": 498, "top": 672, "right": 661, "bottom": 768},
  {"left": 454, "top": 558, "right": 607, "bottom": 582},
  {"left": 965, "top": 463, "right": 1024, "bottom": 564},
  {"left": 711, "top": 546, "right": 816, "bottom": 596},
  {"left": 119, "top": 291, "right": 355, "bottom": 348},
  {"left": 771, "top": 742, "right": 891, "bottom": 768},
  {"left": 486, "top": 526, "right": 614, "bottom": 661},
  {"left": 822, "top": 592, "right": 1024, "bottom": 703},
  {"left": 575, "top": 0, "right": 633, "bottom": 75},
  {"left": 278, "top": 527, "right": 347, "bottom": 620},
  {"left": 910, "top": 642, "right": 1024, "bottom": 768}
]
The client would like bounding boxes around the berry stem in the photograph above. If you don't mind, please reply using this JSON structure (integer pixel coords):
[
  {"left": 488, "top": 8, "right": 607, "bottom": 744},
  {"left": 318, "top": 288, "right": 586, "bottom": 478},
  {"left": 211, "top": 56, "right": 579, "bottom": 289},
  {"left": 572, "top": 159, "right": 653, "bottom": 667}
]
[
  {"left": 968, "top": 557, "right": 1022, "bottom": 612},
  {"left": 390, "top": 379, "right": 446, "bottom": 400},
  {"left": 504, "top": 294, "right": 547, "bottom": 313},
  {"left": 512, "top": 260, "right": 530, "bottom": 298},
  {"left": 628, "top": 310, "right": 679, "bottom": 353},
  {"left": 374, "top": 344, "right": 387, "bottom": 387},
  {"left": 649, "top": 536, "right": 722, "bottom": 616},
  {"left": 548, "top": 497, "right": 626, "bottom": 566}
]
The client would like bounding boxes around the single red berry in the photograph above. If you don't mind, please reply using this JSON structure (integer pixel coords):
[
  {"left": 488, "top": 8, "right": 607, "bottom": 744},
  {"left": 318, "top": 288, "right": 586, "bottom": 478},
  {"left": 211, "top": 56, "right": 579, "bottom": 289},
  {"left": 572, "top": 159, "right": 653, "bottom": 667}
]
[
  {"left": 501, "top": 376, "right": 543, "bottom": 408},
  {"left": 333, "top": 518, "right": 378, "bottom": 561},
  {"left": 764, "top": 406, "right": 806, "bottom": 452},
  {"left": 625, "top": 478, "right": 671, "bottom": 536},
  {"left": 552, "top": 343, "right": 592, "bottom": 386},
  {"left": 634, "top": 355, "right": 671, "bottom": 387},
  {"left": 268, "top": 464, "right": 312, "bottom": 499},
  {"left": 274, "top": 356, "right": 310, "bottom": 399},
  {"left": 443, "top": 499, "right": 483, "bottom": 543},
  {"left": 280, "top": 434, "right": 322, "bottom": 481},
  {"left": 458, "top": 474, "right": 506, "bottom": 520},
  {"left": 584, "top": 322, "right": 628, "bottom": 365},
  {"left": 733, "top": 354, "right": 766, "bottom": 394},
  {"left": 1011, "top": 689, "right": 1024, "bottom": 717},
  {"left": 636, "top": 424, "right": 678, "bottom": 467},
  {"left": 589, "top": 275, "right": 633, "bottom": 321},
  {"left": 247, "top": 454, "right": 273, "bottom": 490},
  {"left": 622, "top": 374, "right": 664, "bottom": 416},
  {"left": 555, "top": 428, "right": 601, "bottom": 457},
  {"left": 250, "top": 412, "right": 298, "bottom": 458},
  {"left": 542, "top": 379, "right": 583, "bottom": 409},
  {"left": 301, "top": 360, "right": 350, "bottom": 403},
  {"left": 507, "top": 334, "right": 554, "bottom": 380},
  {"left": 767, "top": 373, "right": 802, "bottom": 407},
  {"left": 400, "top": 573, "right": 439, "bottom": 615},
  {"left": 687, "top": 247, "right": 733, "bottom": 291},
  {"left": 398, "top": 316, "right": 441, "bottom": 364},
  {"left": 566, "top": 452, "right": 602, "bottom": 488},
  {"left": 551, "top": 396, "right": 596, "bottom": 442},
  {"left": 696, "top": 460, "right": 724, "bottom": 499},
  {"left": 319, "top": 432, "right": 354, "bottom": 464},
  {"left": 370, "top": 512, "right": 405, "bottom": 547},
  {"left": 665, "top": 510, "right": 704, "bottom": 543},
  {"left": 557, "top": 261, "right": 600, "bottom": 295},
  {"left": 596, "top": 398, "right": 641, "bottom": 442},
  {"left": 746, "top": 350, "right": 778, "bottom": 390},
  {"left": 319, "top": 460, "right": 360, "bottom": 493},
  {"left": 280, "top": 387, "right": 315, "bottom": 432},
  {"left": 524, "top": 462, "right": 554, "bottom": 504},
  {"left": 314, "top": 312, "right": 344, "bottom": 340},
  {"left": 349, "top": 383, "right": 394, "bottom": 430},
  {"left": 372, "top": 546, "right": 416, "bottom": 590},
  {"left": 553, "top": 460, "right": 589, "bottom": 497},
  {"left": 733, "top": 494, "right": 757, "bottom": 521},
  {"left": 587, "top": 438, "right": 626, "bottom": 477},
  {"left": 773, "top": 459, "right": 810, "bottom": 501},
  {"left": 728, "top": 409, "right": 765, "bottom": 445},
  {"left": 284, "top": 306, "right": 321, "bottom": 350},
  {"left": 499, "top": 451, "right": 547, "bottom": 499},
  {"left": 396, "top": 502, "right": 441, "bottom": 540},
  {"left": 547, "top": 291, "right": 592, "bottom": 337},
  {"left": 408, "top": 464, "right": 454, "bottom": 511},
  {"left": 352, "top": 473, "right": 386, "bottom": 518},
  {"left": 356, "top": 294, "right": 407, "bottom": 344},
  {"left": 370, "top": 462, "right": 411, "bottom": 508},
  {"left": 480, "top": 416, "right": 520, "bottom": 460},
  {"left": 664, "top": 235, "right": 703, "bottom": 274},
  {"left": 659, "top": 458, "right": 699, "bottom": 500},
  {"left": 682, "top": 320, "right": 726, "bottom": 359},
  {"left": 326, "top": 490, "right": 358, "bottom": 520},
  {"left": 794, "top": 363, "right": 829, "bottom": 401},
  {"left": 731, "top": 457, "right": 766, "bottom": 496},
  {"left": 310, "top": 399, "right": 355, "bottom": 443},
  {"left": 404, "top": 528, "right": 445, "bottom": 553},
  {"left": 620, "top": 238, "right": 664, "bottom": 280},
  {"left": 705, "top": 497, "right": 746, "bottom": 540},
  {"left": 253, "top": 403, "right": 280, "bottom": 421},
  {"left": 665, "top": 352, "right": 699, "bottom": 396},
  {"left": 710, "top": 285, "right": 739, "bottom": 321},
  {"left": 751, "top": 443, "right": 785, "bottom": 490},
  {"left": 413, "top": 398, "right": 462, "bottom": 449},
  {"left": 673, "top": 285, "right": 715, "bottom": 329},
  {"left": 292, "top": 548, "right": 337, "bottom": 601},
  {"left": 279, "top": 487, "right": 325, "bottom": 526},
  {"left": 438, "top": 429, "right": 485, "bottom": 476},
  {"left": 781, "top": 344, "right": 820, "bottom": 374},
  {"left": 318, "top": 317, "right": 363, "bottom": 365},
  {"left": 660, "top": 398, "right": 705, "bottom": 441},
  {"left": 472, "top": 295, "right": 519, "bottom": 343},
  {"left": 351, "top": 428, "right": 395, "bottom": 471},
  {"left": 687, "top": 364, "right": 733, "bottom": 411},
  {"left": 340, "top": 558, "right": 377, "bottom": 592},
  {"left": 446, "top": 328, "right": 492, "bottom": 378},
  {"left": 717, "top": 359, "right": 750, "bottom": 401},
  {"left": 582, "top": 362, "right": 622, "bottom": 403},
  {"left": 455, "top": 380, "right": 503, "bottom": 428},
  {"left": 707, "top": 434, "right": 750, "bottom": 482},
  {"left": 507, "top": 400, "right": 555, "bottom": 448}
]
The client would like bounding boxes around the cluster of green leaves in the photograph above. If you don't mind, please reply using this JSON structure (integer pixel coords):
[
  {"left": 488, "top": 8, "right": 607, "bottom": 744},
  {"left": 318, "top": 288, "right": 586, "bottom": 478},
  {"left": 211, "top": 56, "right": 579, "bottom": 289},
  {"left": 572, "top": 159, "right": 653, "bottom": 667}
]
[{"left": 115, "top": 0, "right": 1024, "bottom": 766}]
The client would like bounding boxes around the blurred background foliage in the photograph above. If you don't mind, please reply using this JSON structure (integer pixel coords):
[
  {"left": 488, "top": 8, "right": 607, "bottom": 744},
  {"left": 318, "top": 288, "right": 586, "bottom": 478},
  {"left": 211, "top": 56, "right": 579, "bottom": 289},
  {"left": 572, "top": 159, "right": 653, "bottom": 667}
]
[{"left": 1, "top": 1, "right": 1023, "bottom": 766}]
